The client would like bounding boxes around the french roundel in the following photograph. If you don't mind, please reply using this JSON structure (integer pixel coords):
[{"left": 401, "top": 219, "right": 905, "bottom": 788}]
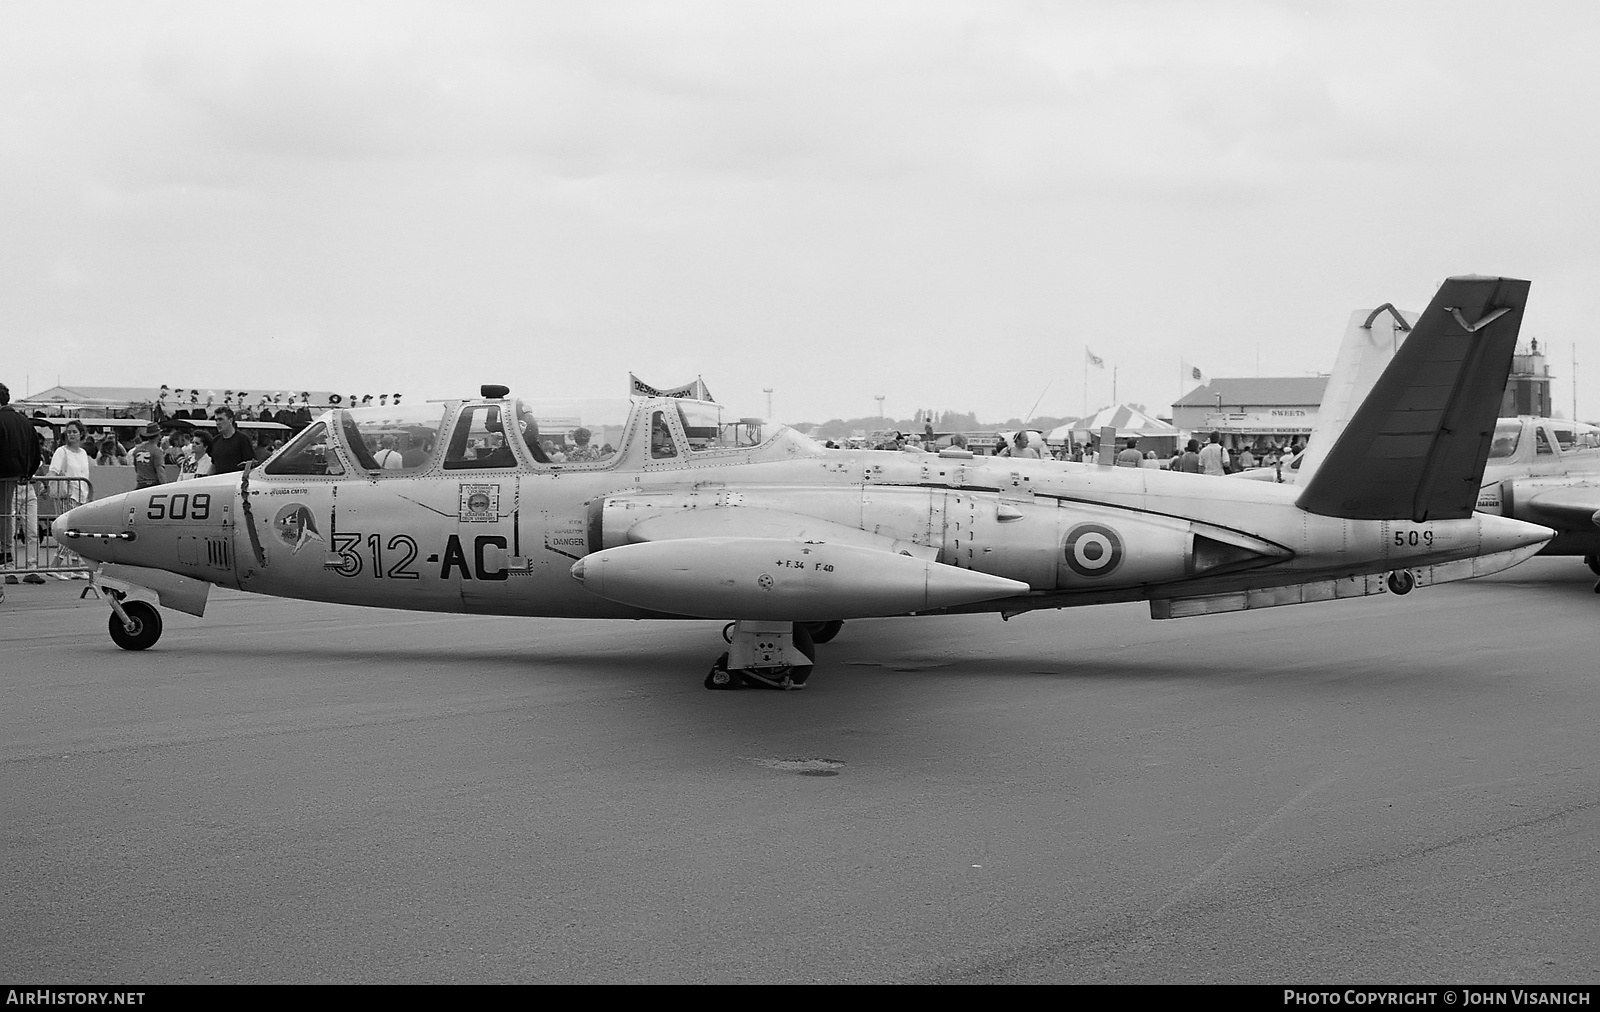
[{"left": 1063, "top": 523, "right": 1124, "bottom": 578}]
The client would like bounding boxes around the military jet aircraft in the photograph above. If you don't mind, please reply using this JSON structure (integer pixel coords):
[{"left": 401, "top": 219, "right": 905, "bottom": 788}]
[
  {"left": 55, "top": 275, "right": 1555, "bottom": 689},
  {"left": 1473, "top": 416, "right": 1600, "bottom": 588}
]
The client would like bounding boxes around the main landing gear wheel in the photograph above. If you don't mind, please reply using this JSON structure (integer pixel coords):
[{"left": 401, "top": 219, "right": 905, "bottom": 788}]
[
  {"left": 1585, "top": 553, "right": 1600, "bottom": 577},
  {"left": 1386, "top": 569, "right": 1416, "bottom": 596},
  {"left": 703, "top": 622, "right": 818, "bottom": 690},
  {"left": 805, "top": 620, "right": 844, "bottom": 644},
  {"left": 705, "top": 653, "right": 740, "bottom": 690},
  {"left": 108, "top": 600, "right": 162, "bottom": 651}
]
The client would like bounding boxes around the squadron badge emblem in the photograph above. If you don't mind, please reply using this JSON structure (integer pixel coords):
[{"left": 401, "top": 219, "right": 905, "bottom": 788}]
[{"left": 272, "top": 503, "right": 326, "bottom": 556}]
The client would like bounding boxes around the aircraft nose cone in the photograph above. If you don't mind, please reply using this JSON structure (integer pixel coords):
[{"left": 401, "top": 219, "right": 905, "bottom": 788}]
[
  {"left": 1477, "top": 511, "right": 1555, "bottom": 554},
  {"left": 52, "top": 497, "right": 125, "bottom": 563},
  {"left": 51, "top": 509, "right": 71, "bottom": 544}
]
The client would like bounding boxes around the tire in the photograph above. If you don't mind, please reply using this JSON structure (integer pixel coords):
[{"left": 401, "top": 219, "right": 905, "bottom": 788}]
[
  {"left": 109, "top": 601, "right": 162, "bottom": 651},
  {"left": 1586, "top": 554, "right": 1600, "bottom": 577},
  {"left": 792, "top": 622, "right": 816, "bottom": 663},
  {"left": 1386, "top": 570, "right": 1415, "bottom": 596},
  {"left": 704, "top": 653, "right": 738, "bottom": 690},
  {"left": 807, "top": 620, "right": 844, "bottom": 645}
]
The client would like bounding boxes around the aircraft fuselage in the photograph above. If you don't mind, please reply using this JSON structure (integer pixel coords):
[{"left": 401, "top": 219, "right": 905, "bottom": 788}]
[{"left": 56, "top": 410, "right": 1548, "bottom": 622}]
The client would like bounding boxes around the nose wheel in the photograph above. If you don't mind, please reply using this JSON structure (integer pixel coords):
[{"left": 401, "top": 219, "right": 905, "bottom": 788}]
[
  {"left": 1386, "top": 569, "right": 1416, "bottom": 596},
  {"left": 107, "top": 597, "right": 163, "bottom": 651}
]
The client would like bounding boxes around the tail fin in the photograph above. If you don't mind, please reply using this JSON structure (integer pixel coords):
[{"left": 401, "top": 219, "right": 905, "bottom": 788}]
[
  {"left": 1296, "top": 275, "right": 1529, "bottom": 522},
  {"left": 1295, "top": 303, "right": 1417, "bottom": 487}
]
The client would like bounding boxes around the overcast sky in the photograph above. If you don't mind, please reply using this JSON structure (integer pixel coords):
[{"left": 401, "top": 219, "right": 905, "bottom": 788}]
[{"left": 4, "top": 0, "right": 1598, "bottom": 424}]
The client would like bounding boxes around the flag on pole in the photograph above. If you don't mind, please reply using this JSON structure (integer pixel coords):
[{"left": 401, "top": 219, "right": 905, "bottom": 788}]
[
  {"left": 1086, "top": 348, "right": 1105, "bottom": 369},
  {"left": 629, "top": 373, "right": 715, "bottom": 401},
  {"left": 1180, "top": 360, "right": 1207, "bottom": 386}
]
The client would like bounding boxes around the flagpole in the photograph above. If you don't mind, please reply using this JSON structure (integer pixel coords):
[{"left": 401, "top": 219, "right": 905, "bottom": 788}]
[{"left": 1083, "top": 347, "right": 1089, "bottom": 418}]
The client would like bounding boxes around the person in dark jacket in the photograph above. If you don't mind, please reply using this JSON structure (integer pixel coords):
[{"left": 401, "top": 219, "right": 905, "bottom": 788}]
[{"left": 1, "top": 382, "right": 44, "bottom": 569}]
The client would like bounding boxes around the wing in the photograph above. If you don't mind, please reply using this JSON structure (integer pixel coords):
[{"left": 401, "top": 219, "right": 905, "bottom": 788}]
[
  {"left": 1517, "top": 483, "right": 1600, "bottom": 531},
  {"left": 624, "top": 506, "right": 937, "bottom": 560}
]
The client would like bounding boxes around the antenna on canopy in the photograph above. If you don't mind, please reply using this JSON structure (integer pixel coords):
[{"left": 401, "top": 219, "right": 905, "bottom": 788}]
[
  {"left": 481, "top": 384, "right": 510, "bottom": 400},
  {"left": 1021, "top": 381, "right": 1052, "bottom": 426}
]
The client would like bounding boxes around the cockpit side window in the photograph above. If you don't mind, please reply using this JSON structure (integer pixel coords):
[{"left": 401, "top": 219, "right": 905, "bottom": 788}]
[
  {"left": 340, "top": 412, "right": 383, "bottom": 471},
  {"left": 343, "top": 403, "right": 446, "bottom": 473},
  {"left": 263, "top": 422, "right": 346, "bottom": 476},
  {"left": 675, "top": 401, "right": 767, "bottom": 453},
  {"left": 507, "top": 400, "right": 614, "bottom": 466},
  {"left": 444, "top": 405, "right": 521, "bottom": 469},
  {"left": 650, "top": 410, "right": 678, "bottom": 459},
  {"left": 1536, "top": 427, "right": 1555, "bottom": 455},
  {"left": 1489, "top": 420, "right": 1522, "bottom": 459}
]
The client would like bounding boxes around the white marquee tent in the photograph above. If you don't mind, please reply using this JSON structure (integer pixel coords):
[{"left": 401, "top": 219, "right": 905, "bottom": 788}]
[{"left": 1047, "top": 404, "right": 1180, "bottom": 453}]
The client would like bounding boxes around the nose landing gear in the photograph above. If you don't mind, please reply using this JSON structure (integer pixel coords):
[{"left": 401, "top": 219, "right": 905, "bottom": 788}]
[
  {"left": 107, "top": 595, "right": 163, "bottom": 650},
  {"left": 1386, "top": 569, "right": 1416, "bottom": 596}
]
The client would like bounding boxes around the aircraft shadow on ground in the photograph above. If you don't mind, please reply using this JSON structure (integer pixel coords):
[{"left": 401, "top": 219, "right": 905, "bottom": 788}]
[
  {"left": 149, "top": 603, "right": 1498, "bottom": 690},
  {"left": 147, "top": 635, "right": 1320, "bottom": 688}
]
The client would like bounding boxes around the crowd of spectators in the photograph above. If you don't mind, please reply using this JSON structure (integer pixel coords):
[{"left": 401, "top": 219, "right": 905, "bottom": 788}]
[
  {"left": 149, "top": 388, "right": 401, "bottom": 428},
  {"left": 835, "top": 424, "right": 1305, "bottom": 471},
  {"left": 3, "top": 383, "right": 95, "bottom": 581},
  {"left": 2, "top": 381, "right": 343, "bottom": 582}
]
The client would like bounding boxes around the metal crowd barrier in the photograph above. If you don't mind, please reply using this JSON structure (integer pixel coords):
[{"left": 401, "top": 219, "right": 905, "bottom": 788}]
[{"left": 2, "top": 475, "right": 95, "bottom": 596}]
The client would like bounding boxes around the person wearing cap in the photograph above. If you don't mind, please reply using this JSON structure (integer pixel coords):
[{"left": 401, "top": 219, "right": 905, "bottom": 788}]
[
  {"left": 208, "top": 406, "right": 256, "bottom": 474},
  {"left": 131, "top": 423, "right": 169, "bottom": 488},
  {"left": 1010, "top": 430, "right": 1040, "bottom": 459},
  {"left": 1116, "top": 437, "right": 1143, "bottom": 468}
]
